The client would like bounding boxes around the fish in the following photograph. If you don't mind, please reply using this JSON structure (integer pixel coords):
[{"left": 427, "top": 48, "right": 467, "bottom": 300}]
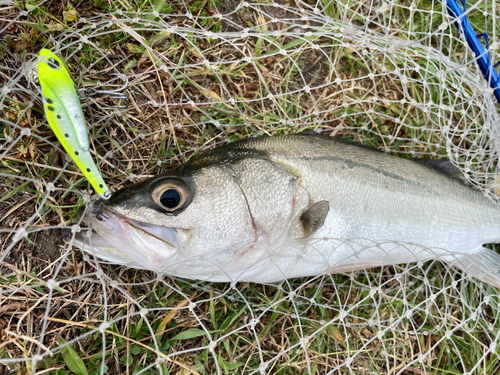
[{"left": 71, "top": 135, "right": 500, "bottom": 285}]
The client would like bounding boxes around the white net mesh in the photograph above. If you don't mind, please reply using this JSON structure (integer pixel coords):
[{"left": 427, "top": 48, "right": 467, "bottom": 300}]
[{"left": 1, "top": 0, "right": 500, "bottom": 373}]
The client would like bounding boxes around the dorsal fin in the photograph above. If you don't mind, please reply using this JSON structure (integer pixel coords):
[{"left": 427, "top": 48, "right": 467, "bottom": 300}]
[{"left": 417, "top": 159, "right": 463, "bottom": 181}]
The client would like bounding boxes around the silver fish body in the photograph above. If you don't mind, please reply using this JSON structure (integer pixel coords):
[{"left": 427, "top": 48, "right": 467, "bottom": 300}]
[{"left": 75, "top": 135, "right": 500, "bottom": 285}]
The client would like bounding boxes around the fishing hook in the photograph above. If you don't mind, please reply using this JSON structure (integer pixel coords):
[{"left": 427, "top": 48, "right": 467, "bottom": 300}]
[
  {"left": 79, "top": 74, "right": 129, "bottom": 108},
  {"left": 85, "top": 196, "right": 110, "bottom": 220}
]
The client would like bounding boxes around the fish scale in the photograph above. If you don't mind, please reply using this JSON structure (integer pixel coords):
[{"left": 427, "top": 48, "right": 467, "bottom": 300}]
[{"left": 72, "top": 135, "right": 500, "bottom": 285}]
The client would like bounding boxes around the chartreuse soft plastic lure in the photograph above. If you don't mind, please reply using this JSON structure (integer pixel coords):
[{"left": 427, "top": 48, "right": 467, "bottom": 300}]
[{"left": 38, "top": 49, "right": 111, "bottom": 199}]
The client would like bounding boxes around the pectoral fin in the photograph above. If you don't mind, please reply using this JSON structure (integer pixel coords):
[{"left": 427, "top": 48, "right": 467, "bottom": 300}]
[{"left": 300, "top": 201, "right": 329, "bottom": 237}]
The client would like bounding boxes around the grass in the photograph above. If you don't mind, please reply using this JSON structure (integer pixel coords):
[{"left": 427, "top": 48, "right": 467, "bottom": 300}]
[{"left": 1, "top": 0, "right": 500, "bottom": 374}]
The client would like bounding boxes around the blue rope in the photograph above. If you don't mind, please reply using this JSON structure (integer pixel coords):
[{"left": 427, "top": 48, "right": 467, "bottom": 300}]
[{"left": 444, "top": 0, "right": 500, "bottom": 104}]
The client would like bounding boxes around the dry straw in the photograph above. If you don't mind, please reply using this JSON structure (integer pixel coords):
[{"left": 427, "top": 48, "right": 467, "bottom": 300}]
[{"left": 1, "top": 0, "right": 500, "bottom": 374}]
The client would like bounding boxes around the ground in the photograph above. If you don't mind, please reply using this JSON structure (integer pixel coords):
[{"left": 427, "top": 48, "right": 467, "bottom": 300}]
[{"left": 1, "top": 0, "right": 500, "bottom": 374}]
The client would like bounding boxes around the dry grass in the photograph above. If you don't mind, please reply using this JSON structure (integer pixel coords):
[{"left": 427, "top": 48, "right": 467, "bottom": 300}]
[{"left": 1, "top": 0, "right": 500, "bottom": 374}]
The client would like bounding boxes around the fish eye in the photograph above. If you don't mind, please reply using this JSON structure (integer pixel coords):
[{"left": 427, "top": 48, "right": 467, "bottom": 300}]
[
  {"left": 160, "top": 189, "right": 181, "bottom": 208},
  {"left": 152, "top": 180, "right": 190, "bottom": 212},
  {"left": 47, "top": 58, "right": 61, "bottom": 70}
]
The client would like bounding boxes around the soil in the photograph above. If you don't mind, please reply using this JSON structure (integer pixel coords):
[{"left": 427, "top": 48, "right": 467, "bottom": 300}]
[
  {"left": 1, "top": 228, "right": 64, "bottom": 275},
  {"left": 0, "top": 176, "right": 66, "bottom": 275}
]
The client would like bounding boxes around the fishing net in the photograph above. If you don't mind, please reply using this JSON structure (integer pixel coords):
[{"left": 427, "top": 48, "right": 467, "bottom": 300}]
[{"left": 1, "top": 0, "right": 500, "bottom": 373}]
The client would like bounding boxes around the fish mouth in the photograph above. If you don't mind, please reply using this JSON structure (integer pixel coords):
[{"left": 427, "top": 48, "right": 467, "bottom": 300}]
[
  {"left": 107, "top": 210, "right": 178, "bottom": 247},
  {"left": 66, "top": 208, "right": 179, "bottom": 271}
]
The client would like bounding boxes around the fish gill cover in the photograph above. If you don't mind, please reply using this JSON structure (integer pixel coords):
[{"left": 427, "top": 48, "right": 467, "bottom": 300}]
[{"left": 1, "top": 0, "right": 500, "bottom": 374}]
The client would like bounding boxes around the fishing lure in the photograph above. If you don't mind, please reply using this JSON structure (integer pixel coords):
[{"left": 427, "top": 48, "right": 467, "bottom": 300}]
[{"left": 37, "top": 48, "right": 112, "bottom": 199}]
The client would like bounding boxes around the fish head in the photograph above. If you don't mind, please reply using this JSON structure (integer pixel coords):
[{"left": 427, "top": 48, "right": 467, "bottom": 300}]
[
  {"left": 78, "top": 165, "right": 257, "bottom": 273},
  {"left": 74, "top": 149, "right": 311, "bottom": 280}
]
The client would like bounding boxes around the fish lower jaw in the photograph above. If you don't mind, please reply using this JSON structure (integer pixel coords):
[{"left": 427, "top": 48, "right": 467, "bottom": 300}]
[
  {"left": 72, "top": 231, "right": 175, "bottom": 272},
  {"left": 71, "top": 233, "right": 132, "bottom": 266},
  {"left": 71, "top": 209, "right": 179, "bottom": 271}
]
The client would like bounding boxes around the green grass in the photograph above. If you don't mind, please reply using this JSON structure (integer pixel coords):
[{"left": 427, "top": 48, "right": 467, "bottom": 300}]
[{"left": 1, "top": 0, "right": 500, "bottom": 374}]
